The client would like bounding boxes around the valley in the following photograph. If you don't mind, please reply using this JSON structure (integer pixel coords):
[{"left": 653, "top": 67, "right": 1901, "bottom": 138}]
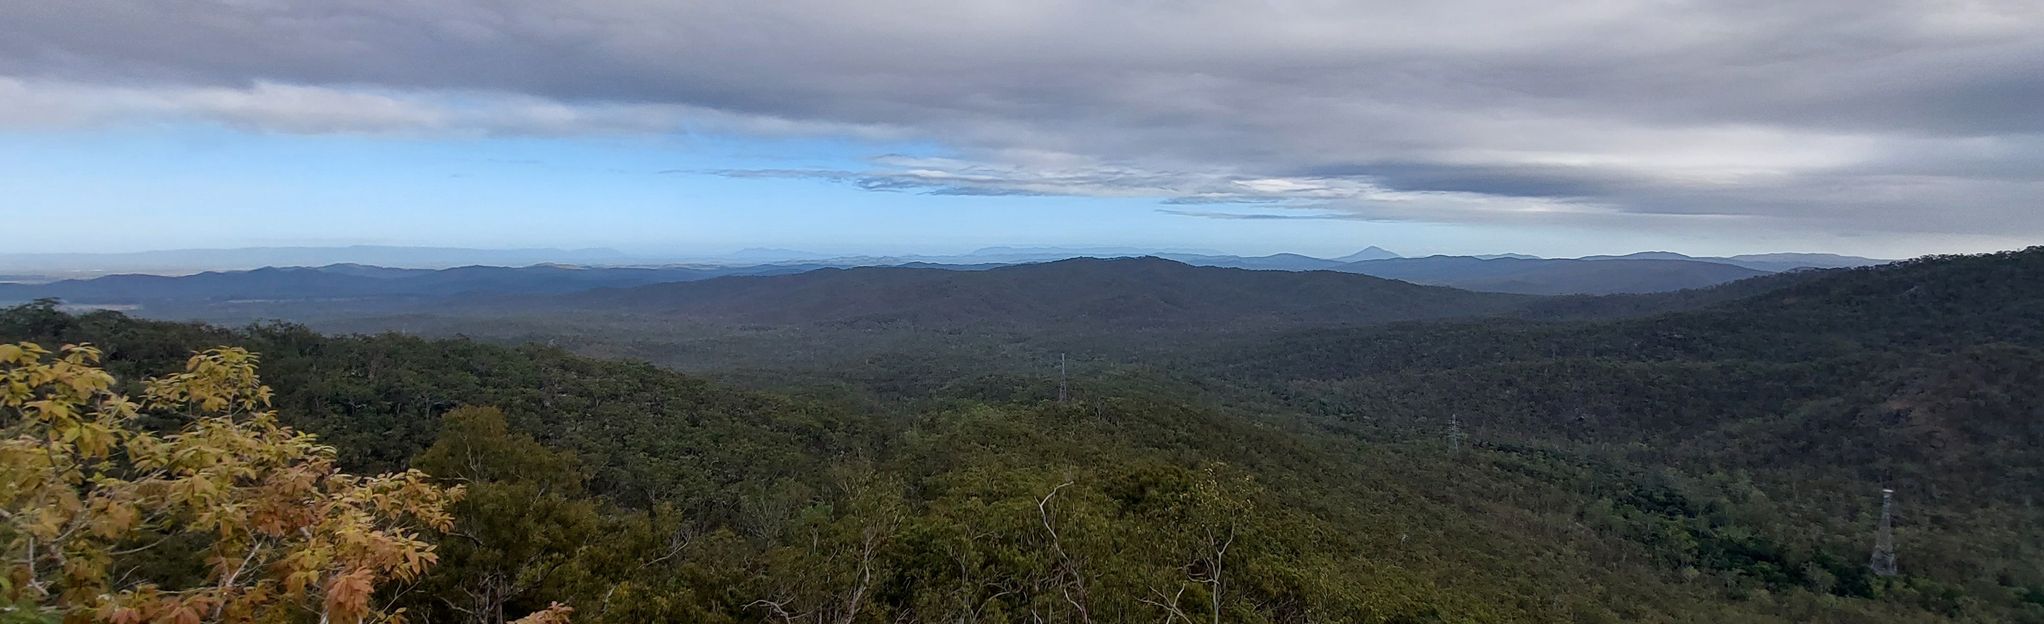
[{"left": 4, "top": 247, "right": 2037, "bottom": 622}]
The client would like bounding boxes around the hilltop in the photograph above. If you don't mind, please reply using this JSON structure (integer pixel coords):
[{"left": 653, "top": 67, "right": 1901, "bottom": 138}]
[{"left": 537, "top": 256, "right": 1531, "bottom": 329}]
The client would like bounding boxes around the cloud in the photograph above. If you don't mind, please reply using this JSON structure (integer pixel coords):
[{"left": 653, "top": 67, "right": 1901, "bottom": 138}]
[
  {"left": 0, "top": 77, "right": 908, "bottom": 138},
  {"left": 2, "top": 0, "right": 2041, "bottom": 237},
  {"left": 1156, "top": 209, "right": 1364, "bottom": 221},
  {"left": 709, "top": 157, "right": 1391, "bottom": 203}
]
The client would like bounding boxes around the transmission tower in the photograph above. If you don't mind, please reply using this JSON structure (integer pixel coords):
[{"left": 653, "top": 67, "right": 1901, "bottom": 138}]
[
  {"left": 1447, "top": 413, "right": 1465, "bottom": 452},
  {"left": 1869, "top": 488, "right": 1898, "bottom": 577},
  {"left": 1057, "top": 352, "right": 1069, "bottom": 404}
]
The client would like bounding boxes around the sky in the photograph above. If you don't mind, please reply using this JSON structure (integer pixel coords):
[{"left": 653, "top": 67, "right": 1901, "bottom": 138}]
[{"left": 2, "top": 0, "right": 2041, "bottom": 259}]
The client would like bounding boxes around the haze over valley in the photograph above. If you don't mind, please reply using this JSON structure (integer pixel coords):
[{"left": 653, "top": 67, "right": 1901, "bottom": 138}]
[{"left": 4, "top": 1, "right": 2041, "bottom": 623}]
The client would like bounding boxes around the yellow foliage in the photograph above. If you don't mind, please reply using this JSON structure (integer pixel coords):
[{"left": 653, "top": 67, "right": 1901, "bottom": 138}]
[
  {"left": 512, "top": 602, "right": 575, "bottom": 624},
  {"left": 1, "top": 342, "right": 494, "bottom": 624}
]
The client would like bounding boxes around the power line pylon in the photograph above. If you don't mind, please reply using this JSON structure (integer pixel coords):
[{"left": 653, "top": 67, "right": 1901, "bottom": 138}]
[
  {"left": 1057, "top": 352, "right": 1068, "bottom": 404},
  {"left": 1870, "top": 487, "right": 1898, "bottom": 577}
]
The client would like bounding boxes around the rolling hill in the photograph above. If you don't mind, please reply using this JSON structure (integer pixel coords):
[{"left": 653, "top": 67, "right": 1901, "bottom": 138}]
[
  {"left": 0, "top": 246, "right": 1893, "bottom": 314},
  {"left": 1579, "top": 251, "right": 1887, "bottom": 272},
  {"left": 0, "top": 263, "right": 823, "bottom": 305},
  {"left": 2, "top": 247, "right": 2036, "bottom": 622},
  {"left": 1155, "top": 252, "right": 1349, "bottom": 271},
  {"left": 539, "top": 256, "right": 1532, "bottom": 329},
  {"left": 0, "top": 245, "right": 638, "bottom": 274},
  {"left": 1334, "top": 255, "right": 1772, "bottom": 295}
]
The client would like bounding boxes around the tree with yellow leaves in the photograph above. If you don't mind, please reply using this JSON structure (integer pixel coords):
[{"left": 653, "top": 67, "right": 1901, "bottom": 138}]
[{"left": 0, "top": 342, "right": 569, "bottom": 624}]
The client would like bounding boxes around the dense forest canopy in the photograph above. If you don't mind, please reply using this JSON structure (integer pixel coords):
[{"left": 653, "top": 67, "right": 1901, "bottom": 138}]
[{"left": 3, "top": 247, "right": 2040, "bottom": 623}]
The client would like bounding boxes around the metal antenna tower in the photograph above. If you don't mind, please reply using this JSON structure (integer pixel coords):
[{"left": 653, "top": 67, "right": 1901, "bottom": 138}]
[
  {"left": 1448, "top": 413, "right": 1465, "bottom": 452},
  {"left": 1057, "top": 353, "right": 1069, "bottom": 404},
  {"left": 1869, "top": 488, "right": 1898, "bottom": 577}
]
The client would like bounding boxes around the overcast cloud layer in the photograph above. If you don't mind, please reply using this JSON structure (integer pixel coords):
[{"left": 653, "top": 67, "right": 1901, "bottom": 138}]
[{"left": 4, "top": 0, "right": 2041, "bottom": 239}]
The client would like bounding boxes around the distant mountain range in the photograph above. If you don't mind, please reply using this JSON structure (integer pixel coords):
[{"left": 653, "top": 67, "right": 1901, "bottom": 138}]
[
  {"left": 3, "top": 244, "right": 1883, "bottom": 273},
  {"left": 1126, "top": 250, "right": 1873, "bottom": 295},
  {"left": 0, "top": 246, "right": 1896, "bottom": 317},
  {"left": 519, "top": 257, "right": 1532, "bottom": 329},
  {"left": 0, "top": 263, "right": 825, "bottom": 304},
  {"left": 0, "top": 245, "right": 636, "bottom": 275},
  {"left": 1576, "top": 251, "right": 1885, "bottom": 272},
  {"left": 1329, "top": 256, "right": 1771, "bottom": 295}
]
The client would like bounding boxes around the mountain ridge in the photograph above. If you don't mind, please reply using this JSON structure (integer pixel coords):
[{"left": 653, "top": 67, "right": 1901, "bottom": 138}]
[
  {"left": 1335, "top": 255, "right": 1772, "bottom": 295},
  {"left": 528, "top": 256, "right": 1532, "bottom": 329}
]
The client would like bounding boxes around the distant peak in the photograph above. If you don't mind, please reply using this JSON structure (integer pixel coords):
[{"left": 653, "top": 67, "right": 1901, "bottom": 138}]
[
  {"left": 1034, "top": 255, "right": 1184, "bottom": 266},
  {"left": 1331, "top": 246, "right": 1400, "bottom": 262}
]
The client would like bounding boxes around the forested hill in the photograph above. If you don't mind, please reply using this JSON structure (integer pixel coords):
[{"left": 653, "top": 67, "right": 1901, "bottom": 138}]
[
  {"left": 1334, "top": 256, "right": 1770, "bottom": 295},
  {"left": 2, "top": 248, "right": 2038, "bottom": 623},
  {"left": 520, "top": 256, "right": 1533, "bottom": 328},
  {"left": 0, "top": 250, "right": 1886, "bottom": 318},
  {"left": 1188, "top": 249, "right": 2044, "bottom": 622},
  {"left": 1512, "top": 267, "right": 1834, "bottom": 321},
  {"left": 0, "top": 263, "right": 824, "bottom": 303},
  {"left": 6, "top": 302, "right": 1684, "bottom": 622},
  {"left": 1239, "top": 247, "right": 2044, "bottom": 376},
  {"left": 1713, "top": 247, "right": 2044, "bottom": 346}
]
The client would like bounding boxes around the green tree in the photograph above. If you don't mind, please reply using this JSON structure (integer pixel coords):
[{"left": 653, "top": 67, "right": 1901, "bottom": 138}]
[{"left": 410, "top": 407, "right": 598, "bottom": 624}]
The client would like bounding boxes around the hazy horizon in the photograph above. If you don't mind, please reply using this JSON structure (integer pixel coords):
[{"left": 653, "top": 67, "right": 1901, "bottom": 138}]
[
  {"left": 0, "top": 241, "right": 1906, "bottom": 270},
  {"left": 5, "top": 4, "right": 2042, "bottom": 622}
]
